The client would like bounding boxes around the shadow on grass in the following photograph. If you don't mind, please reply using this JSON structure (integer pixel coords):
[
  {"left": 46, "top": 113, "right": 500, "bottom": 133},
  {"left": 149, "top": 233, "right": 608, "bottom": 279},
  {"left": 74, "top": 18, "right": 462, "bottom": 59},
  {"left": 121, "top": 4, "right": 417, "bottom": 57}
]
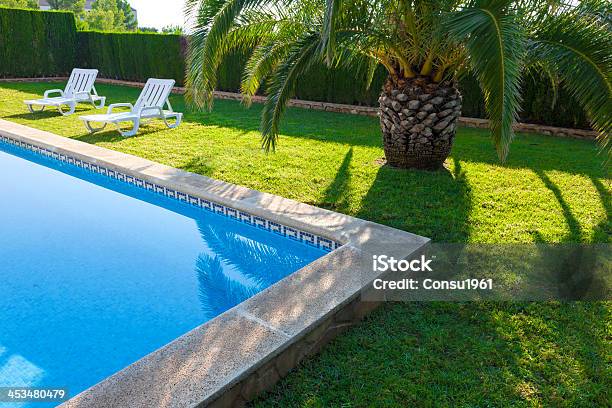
[
  {"left": 295, "top": 144, "right": 472, "bottom": 242},
  {"left": 319, "top": 147, "right": 353, "bottom": 212},
  {"left": 590, "top": 177, "right": 612, "bottom": 243},
  {"left": 529, "top": 171, "right": 608, "bottom": 299},
  {"left": 534, "top": 170, "right": 583, "bottom": 243},
  {"left": 69, "top": 118, "right": 181, "bottom": 143},
  {"left": 181, "top": 155, "right": 216, "bottom": 177},
  {"left": 252, "top": 300, "right": 610, "bottom": 407},
  {"left": 355, "top": 157, "right": 473, "bottom": 242},
  {"left": 3, "top": 106, "right": 92, "bottom": 120},
  {"left": 473, "top": 301, "right": 610, "bottom": 406},
  {"left": 252, "top": 156, "right": 607, "bottom": 407}
]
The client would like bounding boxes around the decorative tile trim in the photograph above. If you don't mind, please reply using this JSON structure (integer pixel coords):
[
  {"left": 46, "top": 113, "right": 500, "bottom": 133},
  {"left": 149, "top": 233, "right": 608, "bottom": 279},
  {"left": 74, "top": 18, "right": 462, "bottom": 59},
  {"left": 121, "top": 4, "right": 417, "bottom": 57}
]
[{"left": 0, "top": 135, "right": 341, "bottom": 251}]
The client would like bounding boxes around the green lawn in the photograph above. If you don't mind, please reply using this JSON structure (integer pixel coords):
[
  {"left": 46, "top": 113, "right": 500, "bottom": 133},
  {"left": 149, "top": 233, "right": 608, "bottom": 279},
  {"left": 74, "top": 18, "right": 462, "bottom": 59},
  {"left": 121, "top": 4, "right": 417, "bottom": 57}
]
[{"left": 1, "top": 82, "right": 610, "bottom": 406}]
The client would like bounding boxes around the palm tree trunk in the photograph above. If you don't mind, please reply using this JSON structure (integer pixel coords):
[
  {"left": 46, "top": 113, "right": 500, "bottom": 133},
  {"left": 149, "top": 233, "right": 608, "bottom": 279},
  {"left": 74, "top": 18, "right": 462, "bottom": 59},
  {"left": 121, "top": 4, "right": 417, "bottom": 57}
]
[{"left": 379, "top": 77, "right": 461, "bottom": 169}]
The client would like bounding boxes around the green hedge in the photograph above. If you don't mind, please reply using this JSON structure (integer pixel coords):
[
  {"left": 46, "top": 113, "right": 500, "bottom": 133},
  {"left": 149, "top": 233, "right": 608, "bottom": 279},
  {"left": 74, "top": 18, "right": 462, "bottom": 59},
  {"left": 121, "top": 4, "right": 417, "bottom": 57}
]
[
  {"left": 77, "top": 31, "right": 186, "bottom": 86},
  {"left": 0, "top": 7, "right": 76, "bottom": 78},
  {"left": 298, "top": 67, "right": 590, "bottom": 129},
  {"left": 216, "top": 54, "right": 590, "bottom": 129}
]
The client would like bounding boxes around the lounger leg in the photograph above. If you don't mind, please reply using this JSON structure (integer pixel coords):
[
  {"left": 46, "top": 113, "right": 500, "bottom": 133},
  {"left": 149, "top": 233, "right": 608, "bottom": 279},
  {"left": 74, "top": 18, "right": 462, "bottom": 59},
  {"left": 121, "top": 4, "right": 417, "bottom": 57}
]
[
  {"left": 27, "top": 104, "right": 45, "bottom": 114},
  {"left": 92, "top": 97, "right": 106, "bottom": 109},
  {"left": 58, "top": 102, "right": 76, "bottom": 116},
  {"left": 162, "top": 114, "right": 182, "bottom": 129},
  {"left": 84, "top": 121, "right": 108, "bottom": 134},
  {"left": 117, "top": 119, "right": 140, "bottom": 137}
]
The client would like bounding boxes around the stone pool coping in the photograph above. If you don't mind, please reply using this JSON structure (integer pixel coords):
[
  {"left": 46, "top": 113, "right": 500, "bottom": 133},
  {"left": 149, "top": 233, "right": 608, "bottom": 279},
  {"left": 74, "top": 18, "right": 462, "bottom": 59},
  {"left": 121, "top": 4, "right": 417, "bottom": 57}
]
[{"left": 0, "top": 119, "right": 429, "bottom": 407}]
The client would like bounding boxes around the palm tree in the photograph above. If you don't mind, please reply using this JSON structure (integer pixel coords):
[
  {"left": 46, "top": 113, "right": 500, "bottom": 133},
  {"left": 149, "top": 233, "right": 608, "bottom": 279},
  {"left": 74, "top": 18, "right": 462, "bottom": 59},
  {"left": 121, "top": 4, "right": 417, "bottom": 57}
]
[{"left": 185, "top": 0, "right": 611, "bottom": 169}]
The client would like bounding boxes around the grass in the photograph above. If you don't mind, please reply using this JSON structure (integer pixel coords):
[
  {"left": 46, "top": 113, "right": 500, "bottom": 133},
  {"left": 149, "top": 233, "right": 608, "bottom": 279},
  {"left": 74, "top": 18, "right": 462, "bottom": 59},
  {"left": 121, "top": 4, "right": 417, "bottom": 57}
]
[{"left": 1, "top": 82, "right": 610, "bottom": 406}]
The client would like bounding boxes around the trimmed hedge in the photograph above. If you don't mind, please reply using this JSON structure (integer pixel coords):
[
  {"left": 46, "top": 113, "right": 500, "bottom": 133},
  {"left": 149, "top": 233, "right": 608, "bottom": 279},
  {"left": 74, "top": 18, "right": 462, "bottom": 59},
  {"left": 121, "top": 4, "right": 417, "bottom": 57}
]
[
  {"left": 77, "top": 31, "right": 186, "bottom": 86},
  {"left": 218, "top": 57, "right": 591, "bottom": 130},
  {"left": 308, "top": 67, "right": 591, "bottom": 129},
  {"left": 0, "top": 7, "right": 591, "bottom": 129},
  {"left": 0, "top": 7, "right": 76, "bottom": 78}
]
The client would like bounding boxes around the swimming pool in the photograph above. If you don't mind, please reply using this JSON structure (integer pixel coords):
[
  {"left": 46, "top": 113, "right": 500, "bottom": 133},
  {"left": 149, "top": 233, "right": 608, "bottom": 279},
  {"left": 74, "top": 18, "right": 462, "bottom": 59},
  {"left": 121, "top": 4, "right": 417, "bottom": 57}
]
[{"left": 0, "top": 139, "right": 326, "bottom": 406}]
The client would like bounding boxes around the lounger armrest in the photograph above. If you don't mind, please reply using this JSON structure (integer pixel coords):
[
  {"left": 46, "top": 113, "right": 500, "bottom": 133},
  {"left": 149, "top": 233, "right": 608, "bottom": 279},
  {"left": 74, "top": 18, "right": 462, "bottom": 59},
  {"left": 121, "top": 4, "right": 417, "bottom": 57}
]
[
  {"left": 139, "top": 106, "right": 163, "bottom": 117},
  {"left": 107, "top": 103, "right": 134, "bottom": 114},
  {"left": 44, "top": 89, "right": 64, "bottom": 98},
  {"left": 73, "top": 91, "right": 92, "bottom": 100}
]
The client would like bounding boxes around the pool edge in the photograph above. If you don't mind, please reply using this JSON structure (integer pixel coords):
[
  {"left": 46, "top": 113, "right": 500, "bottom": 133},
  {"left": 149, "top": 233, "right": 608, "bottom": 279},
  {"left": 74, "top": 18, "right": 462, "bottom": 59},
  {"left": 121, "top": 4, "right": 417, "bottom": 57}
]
[{"left": 0, "top": 119, "right": 429, "bottom": 407}]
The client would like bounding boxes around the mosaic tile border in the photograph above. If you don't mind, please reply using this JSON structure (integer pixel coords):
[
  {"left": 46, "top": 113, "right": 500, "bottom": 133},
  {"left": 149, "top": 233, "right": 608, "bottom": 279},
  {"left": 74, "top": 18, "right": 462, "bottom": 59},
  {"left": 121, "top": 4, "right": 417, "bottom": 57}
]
[{"left": 0, "top": 135, "right": 341, "bottom": 252}]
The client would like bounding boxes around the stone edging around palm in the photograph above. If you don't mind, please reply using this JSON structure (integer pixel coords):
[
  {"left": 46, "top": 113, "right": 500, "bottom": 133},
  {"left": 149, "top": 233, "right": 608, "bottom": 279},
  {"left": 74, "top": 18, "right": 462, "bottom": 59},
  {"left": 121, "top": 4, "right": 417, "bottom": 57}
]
[{"left": 0, "top": 77, "right": 597, "bottom": 140}]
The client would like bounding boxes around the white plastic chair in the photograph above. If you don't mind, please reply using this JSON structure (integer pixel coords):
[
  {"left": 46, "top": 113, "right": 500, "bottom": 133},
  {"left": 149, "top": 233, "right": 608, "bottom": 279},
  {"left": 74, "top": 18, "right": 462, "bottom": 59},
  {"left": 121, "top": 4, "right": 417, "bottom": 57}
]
[
  {"left": 79, "top": 78, "right": 182, "bottom": 137},
  {"left": 24, "top": 68, "right": 105, "bottom": 116}
]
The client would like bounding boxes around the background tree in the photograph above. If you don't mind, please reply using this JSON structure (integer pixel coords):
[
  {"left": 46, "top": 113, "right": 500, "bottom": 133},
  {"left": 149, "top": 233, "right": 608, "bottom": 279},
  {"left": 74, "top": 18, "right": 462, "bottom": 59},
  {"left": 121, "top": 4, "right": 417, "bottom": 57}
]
[
  {"left": 0, "top": 0, "right": 38, "bottom": 8},
  {"left": 137, "top": 26, "right": 158, "bottom": 32},
  {"left": 47, "top": 0, "right": 85, "bottom": 16},
  {"left": 186, "top": 0, "right": 611, "bottom": 169},
  {"left": 116, "top": 0, "right": 136, "bottom": 30},
  {"left": 161, "top": 24, "right": 184, "bottom": 35},
  {"left": 84, "top": 0, "right": 122, "bottom": 30}
]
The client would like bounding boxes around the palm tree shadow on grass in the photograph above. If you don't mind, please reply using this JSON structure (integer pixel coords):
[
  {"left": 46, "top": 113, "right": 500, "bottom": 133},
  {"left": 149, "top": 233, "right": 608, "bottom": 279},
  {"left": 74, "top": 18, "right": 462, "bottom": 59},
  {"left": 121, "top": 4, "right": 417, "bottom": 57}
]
[
  {"left": 533, "top": 170, "right": 583, "bottom": 243},
  {"left": 355, "top": 156, "right": 473, "bottom": 242},
  {"left": 530, "top": 171, "right": 609, "bottom": 300},
  {"left": 316, "top": 147, "right": 472, "bottom": 242},
  {"left": 319, "top": 147, "right": 353, "bottom": 212},
  {"left": 475, "top": 301, "right": 610, "bottom": 406},
  {"left": 252, "top": 155, "right": 608, "bottom": 406},
  {"left": 589, "top": 176, "right": 611, "bottom": 243}
]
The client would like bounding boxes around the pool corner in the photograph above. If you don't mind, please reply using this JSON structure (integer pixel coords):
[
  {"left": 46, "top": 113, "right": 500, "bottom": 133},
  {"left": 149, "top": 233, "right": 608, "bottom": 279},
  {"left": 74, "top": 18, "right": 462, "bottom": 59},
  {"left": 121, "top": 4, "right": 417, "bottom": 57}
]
[{"left": 0, "top": 119, "right": 429, "bottom": 407}]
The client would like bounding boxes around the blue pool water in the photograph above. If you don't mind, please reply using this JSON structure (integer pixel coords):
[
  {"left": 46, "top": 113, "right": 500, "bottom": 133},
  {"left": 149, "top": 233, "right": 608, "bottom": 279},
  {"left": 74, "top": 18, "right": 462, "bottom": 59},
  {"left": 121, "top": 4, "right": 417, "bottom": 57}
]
[{"left": 0, "top": 141, "right": 324, "bottom": 407}]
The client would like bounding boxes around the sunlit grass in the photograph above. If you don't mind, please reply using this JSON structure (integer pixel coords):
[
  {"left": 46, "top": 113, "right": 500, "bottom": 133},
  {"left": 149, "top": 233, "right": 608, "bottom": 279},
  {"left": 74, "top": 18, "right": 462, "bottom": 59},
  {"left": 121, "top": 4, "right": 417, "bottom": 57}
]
[{"left": 1, "top": 82, "right": 610, "bottom": 406}]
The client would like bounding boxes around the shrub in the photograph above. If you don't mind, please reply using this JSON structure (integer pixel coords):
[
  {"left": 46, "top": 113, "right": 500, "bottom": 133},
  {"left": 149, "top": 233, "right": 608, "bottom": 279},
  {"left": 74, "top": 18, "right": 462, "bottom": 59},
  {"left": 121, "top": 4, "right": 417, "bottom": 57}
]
[
  {"left": 77, "top": 31, "right": 185, "bottom": 85},
  {"left": 0, "top": 7, "right": 76, "bottom": 77}
]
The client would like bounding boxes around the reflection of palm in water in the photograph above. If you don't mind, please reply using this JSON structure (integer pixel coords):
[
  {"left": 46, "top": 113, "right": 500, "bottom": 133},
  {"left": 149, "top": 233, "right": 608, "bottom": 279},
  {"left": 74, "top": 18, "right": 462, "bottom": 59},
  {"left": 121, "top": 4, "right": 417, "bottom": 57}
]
[
  {"left": 195, "top": 221, "right": 307, "bottom": 317},
  {"left": 196, "top": 254, "right": 257, "bottom": 318}
]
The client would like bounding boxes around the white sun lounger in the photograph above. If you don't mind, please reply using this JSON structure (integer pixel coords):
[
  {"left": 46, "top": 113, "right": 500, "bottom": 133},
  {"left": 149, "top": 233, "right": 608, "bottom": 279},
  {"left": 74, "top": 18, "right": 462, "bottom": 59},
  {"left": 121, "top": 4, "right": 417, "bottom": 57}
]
[
  {"left": 24, "top": 68, "right": 105, "bottom": 116},
  {"left": 79, "top": 78, "right": 182, "bottom": 137}
]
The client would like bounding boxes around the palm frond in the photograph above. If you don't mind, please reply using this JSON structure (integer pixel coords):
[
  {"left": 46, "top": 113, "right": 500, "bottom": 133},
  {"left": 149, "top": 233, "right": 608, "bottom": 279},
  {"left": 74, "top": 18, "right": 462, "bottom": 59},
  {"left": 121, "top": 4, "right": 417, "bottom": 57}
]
[
  {"left": 364, "top": 57, "right": 380, "bottom": 90},
  {"left": 529, "top": 7, "right": 612, "bottom": 156},
  {"left": 321, "top": 0, "right": 341, "bottom": 64},
  {"left": 447, "top": 0, "right": 526, "bottom": 161},
  {"left": 185, "top": 0, "right": 271, "bottom": 108},
  {"left": 240, "top": 20, "right": 306, "bottom": 104},
  {"left": 261, "top": 32, "right": 322, "bottom": 151}
]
